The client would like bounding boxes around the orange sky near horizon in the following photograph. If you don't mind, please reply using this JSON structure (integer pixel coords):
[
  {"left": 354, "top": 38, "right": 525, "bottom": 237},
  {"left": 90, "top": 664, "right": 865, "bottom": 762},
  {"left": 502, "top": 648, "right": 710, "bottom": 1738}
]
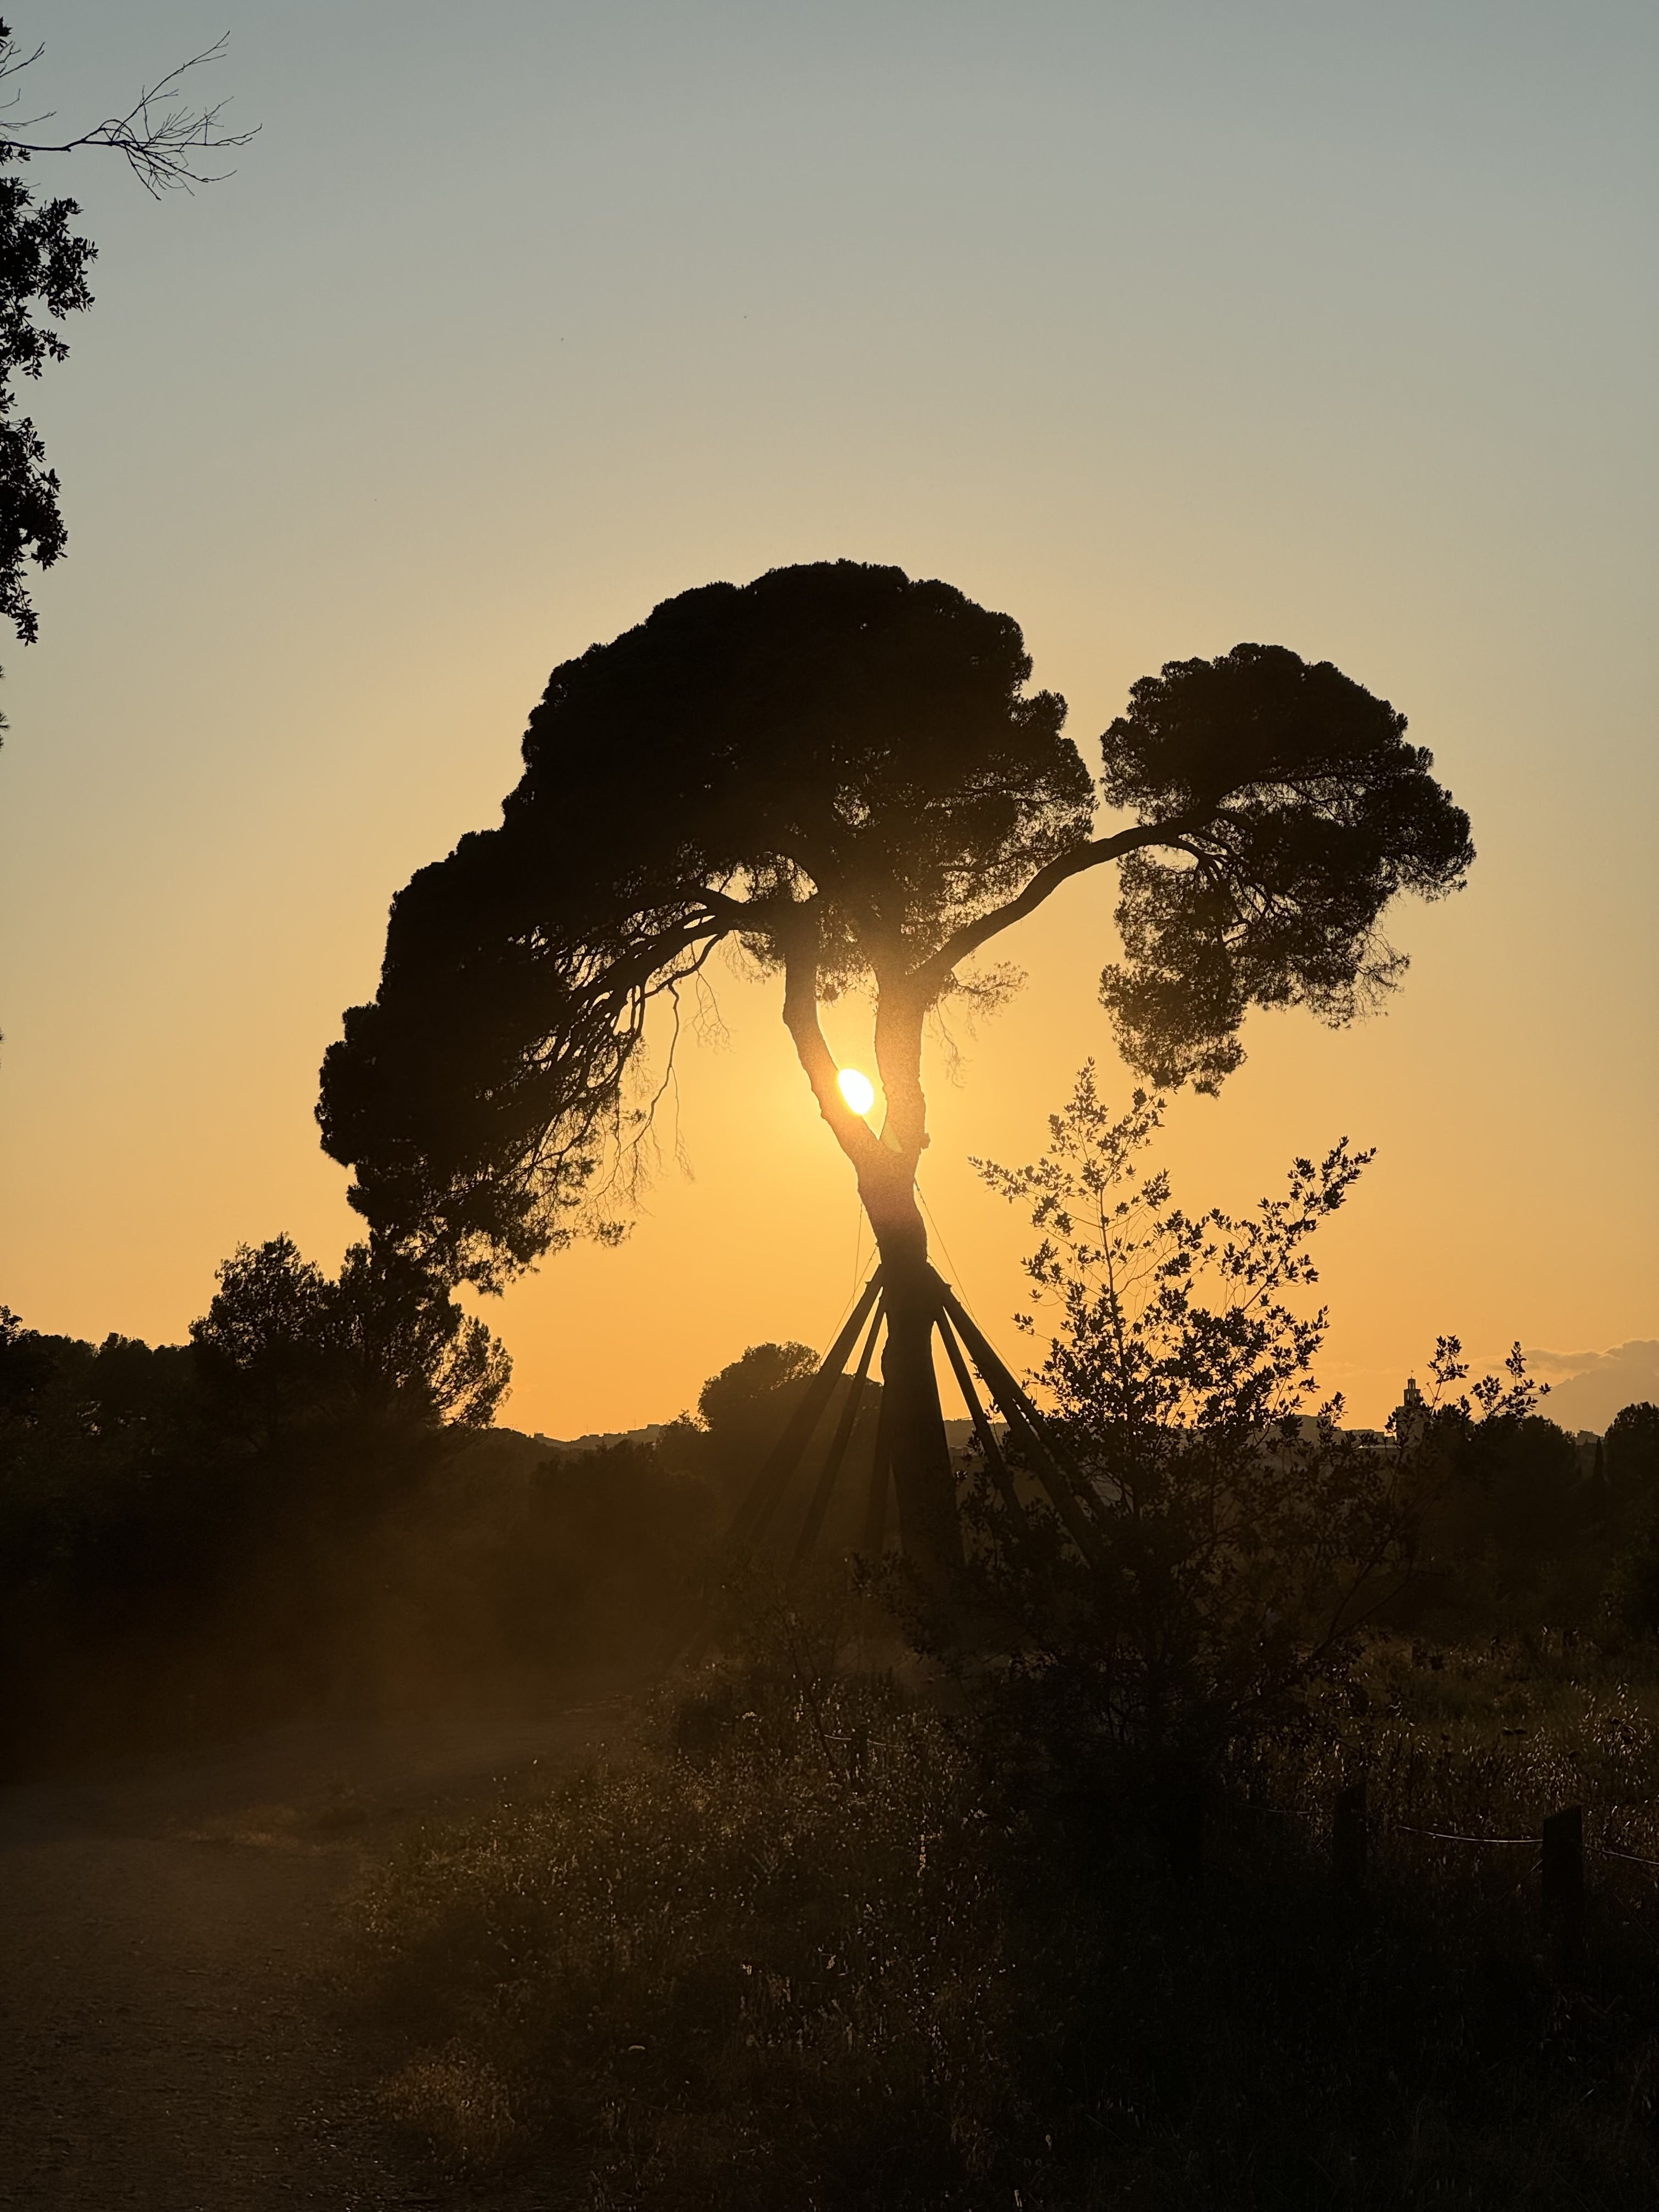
[{"left": 1, "top": 1, "right": 1653, "bottom": 1436}]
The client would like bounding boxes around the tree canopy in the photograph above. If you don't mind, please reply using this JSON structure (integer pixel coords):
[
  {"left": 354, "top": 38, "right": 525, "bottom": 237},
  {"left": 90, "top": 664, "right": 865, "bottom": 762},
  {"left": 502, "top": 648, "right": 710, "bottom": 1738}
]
[
  {"left": 321, "top": 562, "right": 1087, "bottom": 1278},
  {"left": 191, "top": 1234, "right": 511, "bottom": 1437},
  {"left": 1099, "top": 642, "right": 1475, "bottom": 1090},
  {"left": 319, "top": 561, "right": 1472, "bottom": 1292},
  {"left": 0, "top": 109, "right": 92, "bottom": 644}
]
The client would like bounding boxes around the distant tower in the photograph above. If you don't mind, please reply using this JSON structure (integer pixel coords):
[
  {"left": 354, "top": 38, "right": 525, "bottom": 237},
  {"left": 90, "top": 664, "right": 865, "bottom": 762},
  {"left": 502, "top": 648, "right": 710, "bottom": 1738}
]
[{"left": 1392, "top": 1376, "right": 1429, "bottom": 1453}]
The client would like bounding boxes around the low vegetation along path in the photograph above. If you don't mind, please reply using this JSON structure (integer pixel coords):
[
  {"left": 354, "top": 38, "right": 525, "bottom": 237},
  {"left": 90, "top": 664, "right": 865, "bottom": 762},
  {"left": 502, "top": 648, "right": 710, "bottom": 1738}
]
[{"left": 0, "top": 1695, "right": 614, "bottom": 2210}]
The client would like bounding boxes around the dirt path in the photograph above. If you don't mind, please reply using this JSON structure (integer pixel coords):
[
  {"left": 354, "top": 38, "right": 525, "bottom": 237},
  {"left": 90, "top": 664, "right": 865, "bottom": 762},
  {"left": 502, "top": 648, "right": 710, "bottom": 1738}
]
[{"left": 0, "top": 1696, "right": 618, "bottom": 2210}]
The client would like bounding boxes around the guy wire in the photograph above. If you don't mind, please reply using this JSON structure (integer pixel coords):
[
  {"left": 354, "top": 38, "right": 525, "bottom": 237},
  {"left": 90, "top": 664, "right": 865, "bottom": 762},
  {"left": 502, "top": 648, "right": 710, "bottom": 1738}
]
[{"left": 915, "top": 1180, "right": 974, "bottom": 1316}]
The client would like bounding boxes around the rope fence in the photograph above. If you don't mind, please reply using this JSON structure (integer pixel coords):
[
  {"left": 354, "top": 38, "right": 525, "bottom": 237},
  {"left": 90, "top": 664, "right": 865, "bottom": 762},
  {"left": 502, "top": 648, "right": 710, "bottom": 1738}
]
[
  {"left": 1390, "top": 1824, "right": 1536, "bottom": 1847},
  {"left": 1221, "top": 1784, "right": 1659, "bottom": 1971},
  {"left": 1251, "top": 1797, "right": 1659, "bottom": 1871}
]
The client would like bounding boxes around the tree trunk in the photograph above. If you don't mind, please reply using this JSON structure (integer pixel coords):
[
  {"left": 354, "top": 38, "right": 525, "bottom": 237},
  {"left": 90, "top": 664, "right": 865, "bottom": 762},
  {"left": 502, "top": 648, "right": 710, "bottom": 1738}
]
[
  {"left": 776, "top": 915, "right": 961, "bottom": 1573},
  {"left": 863, "top": 1176, "right": 963, "bottom": 1573}
]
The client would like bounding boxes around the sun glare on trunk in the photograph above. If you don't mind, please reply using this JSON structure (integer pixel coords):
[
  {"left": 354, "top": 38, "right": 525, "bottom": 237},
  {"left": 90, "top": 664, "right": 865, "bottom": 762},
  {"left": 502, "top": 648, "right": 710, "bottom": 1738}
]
[{"left": 837, "top": 1067, "right": 876, "bottom": 1115}]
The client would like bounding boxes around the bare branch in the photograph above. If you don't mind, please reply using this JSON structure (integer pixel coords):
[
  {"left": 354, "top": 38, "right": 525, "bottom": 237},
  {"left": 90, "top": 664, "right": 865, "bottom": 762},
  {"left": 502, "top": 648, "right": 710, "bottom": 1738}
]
[
  {"left": 0, "top": 37, "right": 46, "bottom": 93},
  {"left": 2, "top": 33, "right": 259, "bottom": 197}
]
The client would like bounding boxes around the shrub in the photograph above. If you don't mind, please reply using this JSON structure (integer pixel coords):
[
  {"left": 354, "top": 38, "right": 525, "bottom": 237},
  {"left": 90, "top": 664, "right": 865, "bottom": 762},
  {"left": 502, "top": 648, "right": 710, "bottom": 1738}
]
[
  {"left": 927, "top": 1068, "right": 1407, "bottom": 1784},
  {"left": 887, "top": 1073, "right": 1565, "bottom": 1797},
  {"left": 355, "top": 1623, "right": 1659, "bottom": 2210},
  {"left": 355, "top": 1656, "right": 1036, "bottom": 2208}
]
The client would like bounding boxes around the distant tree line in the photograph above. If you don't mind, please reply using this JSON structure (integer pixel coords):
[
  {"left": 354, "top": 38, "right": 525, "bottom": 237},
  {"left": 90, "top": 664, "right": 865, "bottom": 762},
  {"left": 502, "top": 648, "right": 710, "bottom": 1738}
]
[
  {"left": 3, "top": 1181, "right": 1656, "bottom": 1779},
  {"left": 0, "top": 1234, "right": 868, "bottom": 1770},
  {"left": 0, "top": 1234, "right": 511, "bottom": 1765}
]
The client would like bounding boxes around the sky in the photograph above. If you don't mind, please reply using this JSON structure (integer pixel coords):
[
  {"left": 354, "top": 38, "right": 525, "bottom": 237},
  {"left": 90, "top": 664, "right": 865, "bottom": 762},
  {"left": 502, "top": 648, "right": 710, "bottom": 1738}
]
[{"left": 1, "top": 0, "right": 1654, "bottom": 1436}]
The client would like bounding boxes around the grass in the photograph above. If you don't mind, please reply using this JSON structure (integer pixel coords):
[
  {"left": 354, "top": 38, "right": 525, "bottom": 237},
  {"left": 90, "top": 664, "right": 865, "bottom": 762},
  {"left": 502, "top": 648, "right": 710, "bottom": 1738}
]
[{"left": 351, "top": 1630, "right": 1659, "bottom": 2210}]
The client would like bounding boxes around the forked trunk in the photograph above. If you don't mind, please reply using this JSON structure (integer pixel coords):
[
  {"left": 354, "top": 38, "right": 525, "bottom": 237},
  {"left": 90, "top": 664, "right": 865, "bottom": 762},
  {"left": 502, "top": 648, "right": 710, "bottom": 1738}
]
[{"left": 778, "top": 918, "right": 962, "bottom": 1572}]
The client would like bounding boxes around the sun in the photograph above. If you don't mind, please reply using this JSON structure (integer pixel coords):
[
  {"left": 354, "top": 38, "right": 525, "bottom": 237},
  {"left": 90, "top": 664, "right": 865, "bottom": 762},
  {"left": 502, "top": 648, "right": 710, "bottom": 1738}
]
[{"left": 837, "top": 1067, "right": 876, "bottom": 1116}]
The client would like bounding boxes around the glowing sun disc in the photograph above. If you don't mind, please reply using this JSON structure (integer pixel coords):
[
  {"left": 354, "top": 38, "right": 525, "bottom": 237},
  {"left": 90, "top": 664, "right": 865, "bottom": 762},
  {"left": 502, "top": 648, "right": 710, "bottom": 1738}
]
[{"left": 837, "top": 1067, "right": 876, "bottom": 1116}]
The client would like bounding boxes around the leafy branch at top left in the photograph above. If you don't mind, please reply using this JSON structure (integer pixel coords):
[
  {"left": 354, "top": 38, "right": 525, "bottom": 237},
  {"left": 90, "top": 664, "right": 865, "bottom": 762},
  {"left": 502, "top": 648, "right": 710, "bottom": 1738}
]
[{"left": 0, "top": 20, "right": 255, "bottom": 666}]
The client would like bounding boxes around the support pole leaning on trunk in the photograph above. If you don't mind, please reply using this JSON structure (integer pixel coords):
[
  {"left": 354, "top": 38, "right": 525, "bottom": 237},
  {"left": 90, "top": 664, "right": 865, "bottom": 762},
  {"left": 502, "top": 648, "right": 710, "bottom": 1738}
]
[
  {"left": 861, "top": 1378, "right": 896, "bottom": 1559},
  {"left": 880, "top": 1259, "right": 965, "bottom": 1572},
  {"left": 936, "top": 1306, "right": 1029, "bottom": 1530},
  {"left": 724, "top": 1272, "right": 883, "bottom": 1561},
  {"left": 791, "top": 1293, "right": 884, "bottom": 1571},
  {"left": 935, "top": 1280, "right": 1105, "bottom": 1567},
  {"left": 673, "top": 1271, "right": 885, "bottom": 1672}
]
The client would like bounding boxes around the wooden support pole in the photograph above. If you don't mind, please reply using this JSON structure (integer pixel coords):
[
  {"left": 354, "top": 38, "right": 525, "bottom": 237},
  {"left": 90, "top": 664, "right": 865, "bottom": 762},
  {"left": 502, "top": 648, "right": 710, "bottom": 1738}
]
[
  {"left": 861, "top": 1381, "right": 896, "bottom": 1559},
  {"left": 1156, "top": 1767, "right": 1205, "bottom": 1882},
  {"left": 672, "top": 1273, "right": 884, "bottom": 1670},
  {"left": 1542, "top": 1803, "right": 1585, "bottom": 1975},
  {"left": 936, "top": 1307, "right": 1029, "bottom": 1528},
  {"left": 935, "top": 1280, "right": 1105, "bottom": 1567},
  {"left": 724, "top": 1272, "right": 883, "bottom": 1559},
  {"left": 791, "top": 1295, "right": 884, "bottom": 1571}
]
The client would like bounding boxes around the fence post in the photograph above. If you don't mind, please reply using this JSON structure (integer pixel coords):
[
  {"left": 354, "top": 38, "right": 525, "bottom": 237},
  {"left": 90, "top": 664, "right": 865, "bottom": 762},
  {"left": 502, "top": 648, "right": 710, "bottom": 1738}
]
[
  {"left": 1333, "top": 1779, "right": 1367, "bottom": 1897},
  {"left": 1542, "top": 1803, "right": 1585, "bottom": 1976},
  {"left": 1155, "top": 1767, "right": 1204, "bottom": 1882}
]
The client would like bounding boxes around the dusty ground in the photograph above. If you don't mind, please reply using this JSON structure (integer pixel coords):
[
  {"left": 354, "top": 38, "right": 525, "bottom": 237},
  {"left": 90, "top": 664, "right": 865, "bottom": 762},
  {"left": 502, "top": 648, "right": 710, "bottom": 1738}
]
[{"left": 0, "top": 1694, "right": 618, "bottom": 2210}]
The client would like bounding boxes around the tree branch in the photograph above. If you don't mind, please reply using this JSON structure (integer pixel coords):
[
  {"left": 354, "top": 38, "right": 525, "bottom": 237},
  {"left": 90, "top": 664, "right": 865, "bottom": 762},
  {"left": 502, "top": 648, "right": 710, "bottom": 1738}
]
[
  {"left": 775, "top": 902, "right": 883, "bottom": 1172},
  {"left": 696, "top": 884, "right": 774, "bottom": 931},
  {"left": 872, "top": 980, "right": 928, "bottom": 1168},
  {"left": 907, "top": 813, "right": 1204, "bottom": 1002},
  {"left": 2, "top": 33, "right": 258, "bottom": 197}
]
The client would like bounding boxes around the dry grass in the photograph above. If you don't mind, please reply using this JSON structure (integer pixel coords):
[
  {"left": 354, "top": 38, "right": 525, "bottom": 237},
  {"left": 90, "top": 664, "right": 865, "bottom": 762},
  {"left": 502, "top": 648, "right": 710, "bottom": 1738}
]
[{"left": 352, "top": 1636, "right": 1659, "bottom": 2210}]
